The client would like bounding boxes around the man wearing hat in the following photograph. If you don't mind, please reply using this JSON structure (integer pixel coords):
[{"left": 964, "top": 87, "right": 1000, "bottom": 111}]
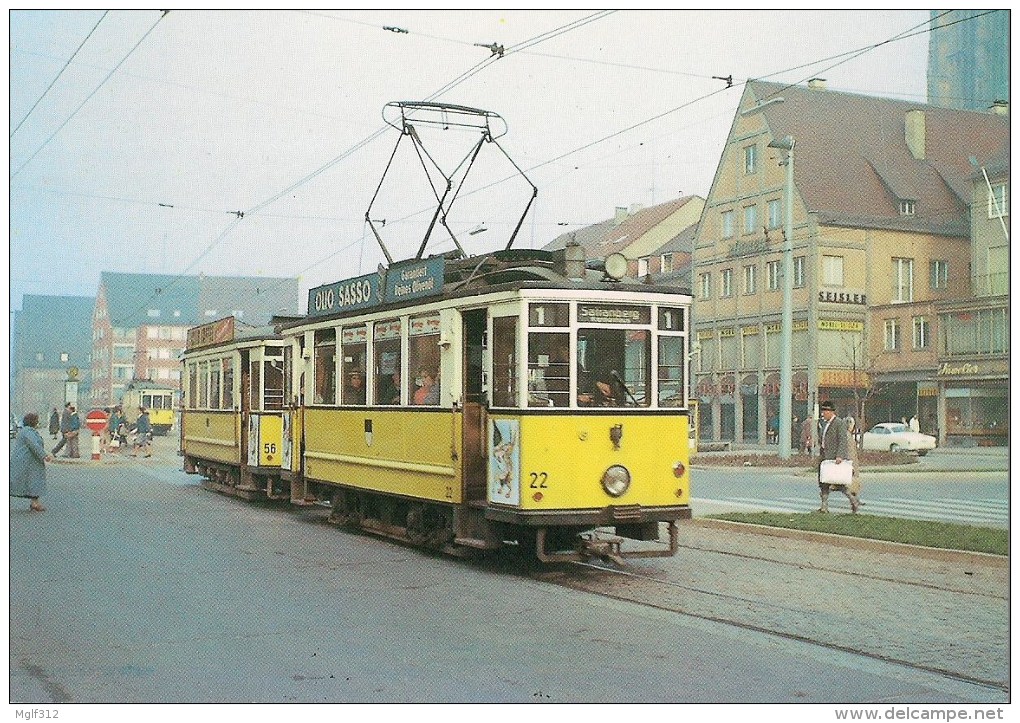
[{"left": 817, "top": 400, "right": 858, "bottom": 513}]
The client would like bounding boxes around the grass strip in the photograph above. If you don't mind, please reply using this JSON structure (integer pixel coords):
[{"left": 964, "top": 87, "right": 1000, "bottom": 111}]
[{"left": 707, "top": 512, "right": 1007, "bottom": 556}]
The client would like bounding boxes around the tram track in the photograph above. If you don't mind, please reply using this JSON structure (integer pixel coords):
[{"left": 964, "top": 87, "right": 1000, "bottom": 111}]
[{"left": 525, "top": 558, "right": 1008, "bottom": 693}]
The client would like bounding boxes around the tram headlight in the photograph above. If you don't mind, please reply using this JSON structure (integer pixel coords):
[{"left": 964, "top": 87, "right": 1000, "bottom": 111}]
[{"left": 601, "top": 465, "right": 631, "bottom": 498}]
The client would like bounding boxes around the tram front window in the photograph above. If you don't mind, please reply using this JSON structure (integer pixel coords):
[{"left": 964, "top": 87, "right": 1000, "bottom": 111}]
[
  {"left": 577, "top": 328, "right": 650, "bottom": 407},
  {"left": 527, "top": 332, "right": 569, "bottom": 407}
]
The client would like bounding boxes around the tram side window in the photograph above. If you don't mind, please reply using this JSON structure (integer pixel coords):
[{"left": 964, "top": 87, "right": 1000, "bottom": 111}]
[
  {"left": 577, "top": 328, "right": 650, "bottom": 407},
  {"left": 374, "top": 319, "right": 402, "bottom": 405},
  {"left": 313, "top": 329, "right": 336, "bottom": 405},
  {"left": 222, "top": 358, "right": 234, "bottom": 409},
  {"left": 527, "top": 332, "right": 569, "bottom": 407},
  {"left": 491, "top": 317, "right": 518, "bottom": 407},
  {"left": 264, "top": 357, "right": 284, "bottom": 411},
  {"left": 340, "top": 327, "right": 367, "bottom": 405},
  {"left": 198, "top": 361, "right": 209, "bottom": 409},
  {"left": 188, "top": 363, "right": 197, "bottom": 409},
  {"left": 210, "top": 362, "right": 221, "bottom": 409},
  {"left": 408, "top": 315, "right": 441, "bottom": 406},
  {"left": 658, "top": 336, "right": 686, "bottom": 407},
  {"left": 249, "top": 361, "right": 260, "bottom": 412}
]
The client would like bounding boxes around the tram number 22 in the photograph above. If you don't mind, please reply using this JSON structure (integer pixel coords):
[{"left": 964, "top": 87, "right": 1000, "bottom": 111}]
[{"left": 529, "top": 472, "right": 549, "bottom": 489}]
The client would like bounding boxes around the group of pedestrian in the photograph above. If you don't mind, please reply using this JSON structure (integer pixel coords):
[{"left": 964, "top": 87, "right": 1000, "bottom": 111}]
[{"left": 50, "top": 402, "right": 81, "bottom": 458}]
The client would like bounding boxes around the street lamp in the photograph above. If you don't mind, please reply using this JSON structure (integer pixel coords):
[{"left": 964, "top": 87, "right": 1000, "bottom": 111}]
[{"left": 741, "top": 98, "right": 794, "bottom": 459}]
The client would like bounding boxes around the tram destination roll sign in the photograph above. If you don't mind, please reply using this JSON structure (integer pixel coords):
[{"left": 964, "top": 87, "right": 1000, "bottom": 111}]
[{"left": 308, "top": 257, "right": 445, "bottom": 318}]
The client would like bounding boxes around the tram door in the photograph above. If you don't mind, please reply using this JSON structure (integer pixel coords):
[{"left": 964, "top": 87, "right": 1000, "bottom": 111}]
[
  {"left": 240, "top": 350, "right": 252, "bottom": 466},
  {"left": 462, "top": 310, "right": 488, "bottom": 500}
]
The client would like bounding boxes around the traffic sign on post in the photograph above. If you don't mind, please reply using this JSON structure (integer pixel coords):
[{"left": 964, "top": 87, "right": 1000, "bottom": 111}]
[{"left": 86, "top": 409, "right": 109, "bottom": 460}]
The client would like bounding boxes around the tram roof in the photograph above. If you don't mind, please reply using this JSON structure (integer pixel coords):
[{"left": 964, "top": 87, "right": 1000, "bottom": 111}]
[{"left": 283, "top": 250, "right": 692, "bottom": 331}]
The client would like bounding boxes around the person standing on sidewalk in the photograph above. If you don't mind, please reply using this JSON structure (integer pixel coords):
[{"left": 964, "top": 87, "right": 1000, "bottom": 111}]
[
  {"left": 11, "top": 413, "right": 53, "bottom": 512},
  {"left": 817, "top": 400, "right": 858, "bottom": 513},
  {"left": 845, "top": 416, "right": 862, "bottom": 507}
]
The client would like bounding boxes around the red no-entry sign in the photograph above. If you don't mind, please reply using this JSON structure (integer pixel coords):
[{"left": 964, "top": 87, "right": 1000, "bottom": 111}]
[{"left": 85, "top": 409, "right": 109, "bottom": 433}]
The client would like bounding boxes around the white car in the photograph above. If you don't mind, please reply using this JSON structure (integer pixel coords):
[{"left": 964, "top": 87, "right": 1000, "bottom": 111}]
[{"left": 861, "top": 422, "right": 936, "bottom": 455}]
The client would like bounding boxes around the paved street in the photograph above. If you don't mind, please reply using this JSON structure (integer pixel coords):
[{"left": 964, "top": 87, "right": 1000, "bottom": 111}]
[{"left": 9, "top": 435, "right": 1005, "bottom": 706}]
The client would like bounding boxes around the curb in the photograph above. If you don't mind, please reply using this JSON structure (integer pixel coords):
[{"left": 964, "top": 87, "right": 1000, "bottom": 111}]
[
  {"left": 690, "top": 517, "right": 1007, "bottom": 567},
  {"left": 690, "top": 464, "right": 1007, "bottom": 475}
]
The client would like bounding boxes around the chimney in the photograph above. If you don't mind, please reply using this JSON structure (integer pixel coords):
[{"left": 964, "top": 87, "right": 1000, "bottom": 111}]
[
  {"left": 905, "top": 109, "right": 926, "bottom": 161},
  {"left": 990, "top": 100, "right": 1009, "bottom": 116},
  {"left": 808, "top": 78, "right": 827, "bottom": 90},
  {"left": 614, "top": 206, "right": 628, "bottom": 224}
]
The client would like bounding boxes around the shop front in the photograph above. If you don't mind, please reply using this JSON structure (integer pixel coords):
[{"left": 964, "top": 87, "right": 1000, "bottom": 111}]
[{"left": 937, "top": 359, "right": 1009, "bottom": 446}]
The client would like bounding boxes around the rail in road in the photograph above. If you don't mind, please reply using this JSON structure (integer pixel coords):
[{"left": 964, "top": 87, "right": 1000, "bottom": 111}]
[{"left": 693, "top": 493, "right": 1007, "bottom": 527}]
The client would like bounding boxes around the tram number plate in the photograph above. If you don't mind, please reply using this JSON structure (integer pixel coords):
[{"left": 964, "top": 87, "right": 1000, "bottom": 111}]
[{"left": 529, "top": 472, "right": 549, "bottom": 489}]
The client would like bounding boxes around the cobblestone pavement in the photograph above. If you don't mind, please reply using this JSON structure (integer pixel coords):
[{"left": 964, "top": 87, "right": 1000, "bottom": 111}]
[{"left": 561, "top": 520, "right": 1008, "bottom": 692}]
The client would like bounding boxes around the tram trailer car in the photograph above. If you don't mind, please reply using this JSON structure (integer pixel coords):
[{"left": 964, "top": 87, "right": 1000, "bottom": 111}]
[
  {"left": 121, "top": 380, "right": 177, "bottom": 436},
  {"left": 181, "top": 250, "right": 693, "bottom": 563},
  {"left": 180, "top": 316, "right": 294, "bottom": 500}
]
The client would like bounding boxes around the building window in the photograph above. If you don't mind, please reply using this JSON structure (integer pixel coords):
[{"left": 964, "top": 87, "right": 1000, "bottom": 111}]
[
  {"left": 743, "top": 205, "right": 757, "bottom": 235},
  {"left": 884, "top": 319, "right": 900, "bottom": 351},
  {"left": 912, "top": 316, "right": 929, "bottom": 349},
  {"left": 699, "top": 273, "right": 711, "bottom": 300},
  {"left": 637, "top": 257, "right": 649, "bottom": 277},
  {"left": 721, "top": 210, "right": 734, "bottom": 239},
  {"left": 822, "top": 255, "right": 844, "bottom": 286},
  {"left": 899, "top": 199, "right": 916, "bottom": 216},
  {"left": 793, "top": 256, "right": 805, "bottom": 288},
  {"left": 660, "top": 253, "right": 673, "bottom": 274},
  {"left": 893, "top": 257, "right": 914, "bottom": 302},
  {"left": 988, "top": 183, "right": 1008, "bottom": 218},
  {"left": 743, "top": 144, "right": 758, "bottom": 174},
  {"left": 767, "top": 199, "right": 781, "bottom": 229},
  {"left": 742, "top": 264, "right": 756, "bottom": 294},
  {"left": 720, "top": 269, "right": 733, "bottom": 297},
  {"left": 766, "top": 260, "right": 780, "bottom": 291},
  {"left": 929, "top": 260, "right": 948, "bottom": 289}
]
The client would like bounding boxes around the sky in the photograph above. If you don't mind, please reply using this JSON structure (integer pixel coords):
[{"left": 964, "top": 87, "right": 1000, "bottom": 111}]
[{"left": 9, "top": 9, "right": 933, "bottom": 314}]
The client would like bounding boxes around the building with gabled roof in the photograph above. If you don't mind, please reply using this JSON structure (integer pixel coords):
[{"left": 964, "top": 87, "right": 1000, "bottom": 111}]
[
  {"left": 90, "top": 272, "right": 299, "bottom": 406},
  {"left": 544, "top": 195, "right": 703, "bottom": 283},
  {"left": 693, "top": 78, "right": 1007, "bottom": 445},
  {"left": 12, "top": 294, "right": 95, "bottom": 420}
]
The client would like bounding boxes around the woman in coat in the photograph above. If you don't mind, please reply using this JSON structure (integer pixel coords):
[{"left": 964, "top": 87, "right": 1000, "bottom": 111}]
[{"left": 11, "top": 412, "right": 52, "bottom": 511}]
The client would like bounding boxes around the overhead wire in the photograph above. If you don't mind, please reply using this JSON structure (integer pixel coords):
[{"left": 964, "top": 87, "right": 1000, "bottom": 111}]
[
  {"left": 10, "top": 10, "right": 168, "bottom": 181},
  {"left": 10, "top": 10, "right": 109, "bottom": 139},
  {"left": 112, "top": 10, "right": 618, "bottom": 324}
]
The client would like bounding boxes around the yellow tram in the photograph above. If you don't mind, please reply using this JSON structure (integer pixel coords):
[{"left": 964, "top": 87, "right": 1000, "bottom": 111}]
[
  {"left": 121, "top": 380, "right": 177, "bottom": 436},
  {"left": 180, "top": 100, "right": 691, "bottom": 563},
  {"left": 181, "top": 251, "right": 693, "bottom": 562}
]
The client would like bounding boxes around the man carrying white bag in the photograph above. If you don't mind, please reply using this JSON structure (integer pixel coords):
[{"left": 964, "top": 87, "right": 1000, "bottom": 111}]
[{"left": 817, "top": 400, "right": 860, "bottom": 514}]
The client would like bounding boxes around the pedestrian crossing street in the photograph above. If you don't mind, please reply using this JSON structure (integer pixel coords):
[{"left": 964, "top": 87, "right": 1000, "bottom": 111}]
[{"left": 695, "top": 495, "right": 1007, "bottom": 528}]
